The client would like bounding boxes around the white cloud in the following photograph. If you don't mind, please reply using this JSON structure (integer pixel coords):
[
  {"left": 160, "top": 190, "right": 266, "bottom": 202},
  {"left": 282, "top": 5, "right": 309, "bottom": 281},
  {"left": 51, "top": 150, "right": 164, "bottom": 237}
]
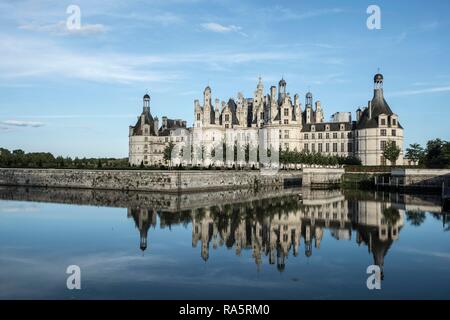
[
  {"left": 263, "top": 6, "right": 344, "bottom": 21},
  {"left": 0, "top": 33, "right": 341, "bottom": 84},
  {"left": 1, "top": 120, "right": 45, "bottom": 128},
  {"left": 392, "top": 85, "right": 450, "bottom": 96},
  {"left": 19, "top": 21, "right": 107, "bottom": 35},
  {"left": 201, "top": 22, "right": 240, "bottom": 33},
  {"left": 200, "top": 22, "right": 247, "bottom": 36}
]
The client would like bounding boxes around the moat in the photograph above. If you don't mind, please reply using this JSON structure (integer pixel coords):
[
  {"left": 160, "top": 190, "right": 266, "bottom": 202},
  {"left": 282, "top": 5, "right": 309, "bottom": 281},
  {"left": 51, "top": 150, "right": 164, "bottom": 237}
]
[{"left": 0, "top": 186, "right": 449, "bottom": 299}]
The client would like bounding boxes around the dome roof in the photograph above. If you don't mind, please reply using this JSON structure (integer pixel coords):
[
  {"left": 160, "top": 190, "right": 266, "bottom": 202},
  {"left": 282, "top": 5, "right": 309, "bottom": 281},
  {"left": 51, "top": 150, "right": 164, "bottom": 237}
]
[
  {"left": 306, "top": 91, "right": 313, "bottom": 98},
  {"left": 143, "top": 93, "right": 150, "bottom": 100},
  {"left": 279, "top": 78, "right": 286, "bottom": 86},
  {"left": 374, "top": 73, "right": 384, "bottom": 82}
]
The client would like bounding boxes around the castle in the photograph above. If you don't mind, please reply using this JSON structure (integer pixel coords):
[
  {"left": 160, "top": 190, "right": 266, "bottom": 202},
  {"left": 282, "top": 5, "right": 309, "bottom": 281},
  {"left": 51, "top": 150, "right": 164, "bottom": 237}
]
[{"left": 129, "top": 73, "right": 404, "bottom": 166}]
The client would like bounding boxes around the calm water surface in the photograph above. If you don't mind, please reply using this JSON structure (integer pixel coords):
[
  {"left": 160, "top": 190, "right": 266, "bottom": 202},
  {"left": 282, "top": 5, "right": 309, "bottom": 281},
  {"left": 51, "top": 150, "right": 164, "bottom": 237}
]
[{"left": 0, "top": 186, "right": 449, "bottom": 299}]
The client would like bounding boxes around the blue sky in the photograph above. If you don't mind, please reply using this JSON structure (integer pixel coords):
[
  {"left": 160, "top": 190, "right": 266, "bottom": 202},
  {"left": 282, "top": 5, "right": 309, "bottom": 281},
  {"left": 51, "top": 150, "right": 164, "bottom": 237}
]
[{"left": 0, "top": 0, "right": 449, "bottom": 158}]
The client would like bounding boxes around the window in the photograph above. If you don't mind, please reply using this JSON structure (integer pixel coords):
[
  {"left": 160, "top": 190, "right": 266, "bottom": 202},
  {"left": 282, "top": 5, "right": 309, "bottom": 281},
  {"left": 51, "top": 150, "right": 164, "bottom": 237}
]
[
  {"left": 312, "top": 133, "right": 315, "bottom": 139},
  {"left": 225, "top": 114, "right": 230, "bottom": 122},
  {"left": 279, "top": 130, "right": 282, "bottom": 139},
  {"left": 347, "top": 132, "right": 352, "bottom": 138},
  {"left": 318, "top": 143, "right": 323, "bottom": 153},
  {"left": 304, "top": 143, "right": 309, "bottom": 152},
  {"left": 392, "top": 118, "right": 397, "bottom": 126},
  {"left": 318, "top": 133, "right": 323, "bottom": 139},
  {"left": 284, "top": 130, "right": 289, "bottom": 139},
  {"left": 381, "top": 140, "right": 386, "bottom": 150},
  {"left": 304, "top": 133, "right": 309, "bottom": 139},
  {"left": 284, "top": 119, "right": 289, "bottom": 125},
  {"left": 381, "top": 129, "right": 387, "bottom": 136},
  {"left": 341, "top": 132, "right": 344, "bottom": 139},
  {"left": 312, "top": 143, "right": 316, "bottom": 153},
  {"left": 333, "top": 133, "right": 338, "bottom": 139},
  {"left": 197, "top": 113, "right": 201, "bottom": 121},
  {"left": 326, "top": 143, "right": 330, "bottom": 152},
  {"left": 260, "top": 112, "right": 264, "bottom": 120},
  {"left": 311, "top": 125, "right": 315, "bottom": 131},
  {"left": 326, "top": 133, "right": 330, "bottom": 139},
  {"left": 333, "top": 143, "right": 338, "bottom": 152},
  {"left": 381, "top": 118, "right": 386, "bottom": 126},
  {"left": 326, "top": 125, "right": 330, "bottom": 131},
  {"left": 225, "top": 124, "right": 229, "bottom": 129},
  {"left": 284, "top": 108, "right": 289, "bottom": 116},
  {"left": 348, "top": 143, "right": 353, "bottom": 152},
  {"left": 144, "top": 128, "right": 148, "bottom": 134},
  {"left": 341, "top": 143, "right": 344, "bottom": 152},
  {"left": 392, "top": 129, "right": 396, "bottom": 136}
]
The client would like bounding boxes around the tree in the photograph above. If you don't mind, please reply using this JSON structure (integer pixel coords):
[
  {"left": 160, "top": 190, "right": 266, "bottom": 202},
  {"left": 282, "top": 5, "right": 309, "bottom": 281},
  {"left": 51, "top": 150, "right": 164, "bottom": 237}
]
[
  {"left": 405, "top": 211, "right": 426, "bottom": 226},
  {"left": 163, "top": 142, "right": 175, "bottom": 168},
  {"left": 383, "top": 207, "right": 401, "bottom": 225},
  {"left": 383, "top": 140, "right": 401, "bottom": 165},
  {"left": 423, "top": 139, "right": 450, "bottom": 168},
  {"left": 405, "top": 143, "right": 424, "bottom": 164}
]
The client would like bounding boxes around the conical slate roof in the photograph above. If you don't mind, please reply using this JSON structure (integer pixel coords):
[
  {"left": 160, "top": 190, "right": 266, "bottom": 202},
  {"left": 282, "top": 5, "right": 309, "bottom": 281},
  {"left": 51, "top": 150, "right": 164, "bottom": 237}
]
[{"left": 356, "top": 88, "right": 402, "bottom": 129}]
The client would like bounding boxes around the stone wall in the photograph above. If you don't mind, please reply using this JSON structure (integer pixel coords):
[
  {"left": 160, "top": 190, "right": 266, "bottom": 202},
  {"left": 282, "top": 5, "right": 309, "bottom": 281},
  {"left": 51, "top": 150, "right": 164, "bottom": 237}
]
[
  {"left": 0, "top": 168, "right": 305, "bottom": 193},
  {"left": 391, "top": 168, "right": 450, "bottom": 189},
  {"left": 302, "top": 167, "right": 345, "bottom": 186}
]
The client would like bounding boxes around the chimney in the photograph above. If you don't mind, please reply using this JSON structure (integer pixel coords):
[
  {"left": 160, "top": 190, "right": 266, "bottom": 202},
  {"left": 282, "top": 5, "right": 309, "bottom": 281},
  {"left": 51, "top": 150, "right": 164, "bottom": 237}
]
[
  {"left": 356, "top": 109, "right": 361, "bottom": 122},
  {"left": 368, "top": 101, "right": 372, "bottom": 119},
  {"left": 270, "top": 86, "right": 276, "bottom": 101},
  {"left": 315, "top": 101, "right": 321, "bottom": 111}
]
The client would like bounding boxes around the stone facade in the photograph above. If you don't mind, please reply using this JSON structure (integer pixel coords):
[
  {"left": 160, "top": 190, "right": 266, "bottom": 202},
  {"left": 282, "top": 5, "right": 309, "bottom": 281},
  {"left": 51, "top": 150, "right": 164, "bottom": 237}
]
[{"left": 129, "top": 73, "right": 404, "bottom": 166}]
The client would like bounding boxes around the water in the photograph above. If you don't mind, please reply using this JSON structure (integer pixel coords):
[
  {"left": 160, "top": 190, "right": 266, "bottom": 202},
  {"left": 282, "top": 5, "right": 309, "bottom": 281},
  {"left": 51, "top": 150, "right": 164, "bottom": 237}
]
[{"left": 0, "top": 186, "right": 449, "bottom": 300}]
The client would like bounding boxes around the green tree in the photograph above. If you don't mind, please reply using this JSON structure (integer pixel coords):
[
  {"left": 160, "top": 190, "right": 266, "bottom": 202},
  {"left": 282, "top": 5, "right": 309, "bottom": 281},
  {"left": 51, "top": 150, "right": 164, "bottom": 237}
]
[
  {"left": 423, "top": 139, "right": 450, "bottom": 168},
  {"left": 405, "top": 211, "right": 426, "bottom": 226},
  {"left": 405, "top": 143, "right": 424, "bottom": 164},
  {"left": 383, "top": 207, "right": 401, "bottom": 225},
  {"left": 163, "top": 141, "right": 175, "bottom": 167},
  {"left": 383, "top": 140, "right": 401, "bottom": 165}
]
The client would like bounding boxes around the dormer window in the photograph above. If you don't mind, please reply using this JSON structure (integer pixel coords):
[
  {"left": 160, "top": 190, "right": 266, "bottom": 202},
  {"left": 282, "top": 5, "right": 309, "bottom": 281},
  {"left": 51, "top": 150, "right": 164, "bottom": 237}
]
[
  {"left": 311, "top": 125, "right": 315, "bottom": 131},
  {"left": 392, "top": 118, "right": 397, "bottom": 126},
  {"left": 340, "top": 124, "right": 345, "bottom": 131},
  {"left": 326, "top": 125, "right": 330, "bottom": 131},
  {"left": 380, "top": 118, "right": 386, "bottom": 126}
]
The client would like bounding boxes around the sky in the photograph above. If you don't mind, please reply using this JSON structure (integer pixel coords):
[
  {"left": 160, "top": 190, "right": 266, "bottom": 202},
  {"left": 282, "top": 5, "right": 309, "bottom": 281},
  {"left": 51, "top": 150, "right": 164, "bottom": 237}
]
[{"left": 0, "top": 0, "right": 449, "bottom": 158}]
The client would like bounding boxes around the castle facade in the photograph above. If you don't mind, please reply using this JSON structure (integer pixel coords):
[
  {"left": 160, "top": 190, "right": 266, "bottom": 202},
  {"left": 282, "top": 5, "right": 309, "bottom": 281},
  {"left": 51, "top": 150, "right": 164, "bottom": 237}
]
[{"left": 129, "top": 73, "right": 404, "bottom": 166}]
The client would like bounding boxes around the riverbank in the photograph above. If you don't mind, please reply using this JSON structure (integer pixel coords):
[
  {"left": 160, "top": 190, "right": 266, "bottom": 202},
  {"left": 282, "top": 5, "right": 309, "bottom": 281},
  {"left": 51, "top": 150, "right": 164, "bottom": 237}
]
[{"left": 0, "top": 168, "right": 344, "bottom": 193}]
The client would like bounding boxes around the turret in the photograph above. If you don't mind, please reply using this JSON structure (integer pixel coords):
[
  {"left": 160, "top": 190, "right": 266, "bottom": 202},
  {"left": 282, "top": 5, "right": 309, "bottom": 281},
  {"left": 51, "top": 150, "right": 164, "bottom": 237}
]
[{"left": 143, "top": 93, "right": 150, "bottom": 113}]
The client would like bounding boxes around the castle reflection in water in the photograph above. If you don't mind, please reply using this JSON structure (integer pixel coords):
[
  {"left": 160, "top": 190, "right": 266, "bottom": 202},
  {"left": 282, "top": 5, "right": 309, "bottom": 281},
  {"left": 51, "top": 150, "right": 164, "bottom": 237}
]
[{"left": 127, "top": 189, "right": 411, "bottom": 278}]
